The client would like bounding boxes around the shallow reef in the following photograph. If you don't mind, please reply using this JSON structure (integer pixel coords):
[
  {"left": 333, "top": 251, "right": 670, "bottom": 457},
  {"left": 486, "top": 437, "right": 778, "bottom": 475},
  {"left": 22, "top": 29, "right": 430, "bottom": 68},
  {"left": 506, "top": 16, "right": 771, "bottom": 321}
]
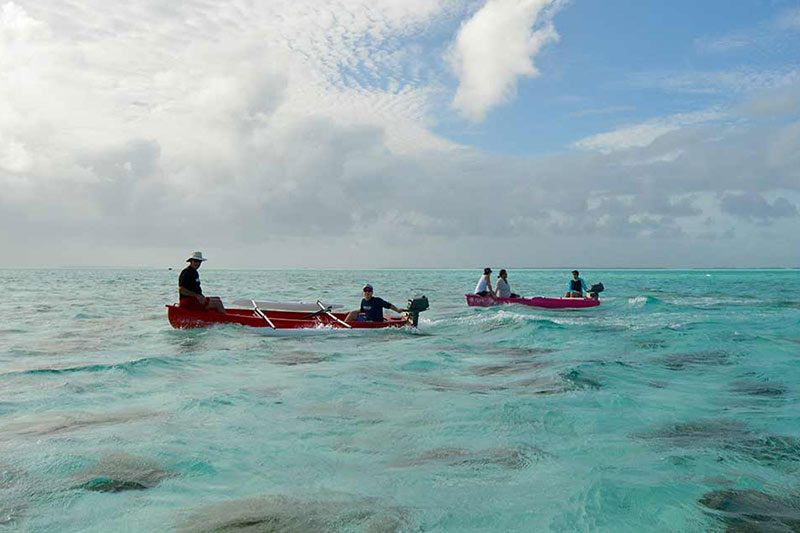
[
  {"left": 75, "top": 453, "right": 173, "bottom": 493},
  {"left": 658, "top": 350, "right": 732, "bottom": 371},
  {"left": 395, "top": 444, "right": 551, "bottom": 470},
  {"left": 179, "top": 495, "right": 416, "bottom": 533},
  {"left": 635, "top": 420, "right": 800, "bottom": 468},
  {"left": 699, "top": 489, "right": 800, "bottom": 532}
]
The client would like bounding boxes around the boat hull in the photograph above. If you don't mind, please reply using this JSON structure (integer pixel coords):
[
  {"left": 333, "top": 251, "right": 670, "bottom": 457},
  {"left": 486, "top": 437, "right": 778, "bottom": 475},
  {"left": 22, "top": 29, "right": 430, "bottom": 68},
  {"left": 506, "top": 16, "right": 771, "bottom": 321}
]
[
  {"left": 166, "top": 305, "right": 409, "bottom": 330},
  {"left": 465, "top": 294, "right": 600, "bottom": 309}
]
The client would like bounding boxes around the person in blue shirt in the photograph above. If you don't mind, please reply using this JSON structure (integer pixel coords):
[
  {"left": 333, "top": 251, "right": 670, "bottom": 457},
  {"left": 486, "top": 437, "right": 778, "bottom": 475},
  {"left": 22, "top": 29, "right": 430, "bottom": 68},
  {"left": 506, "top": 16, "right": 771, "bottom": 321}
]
[
  {"left": 344, "top": 284, "right": 404, "bottom": 323},
  {"left": 565, "top": 270, "right": 588, "bottom": 298}
]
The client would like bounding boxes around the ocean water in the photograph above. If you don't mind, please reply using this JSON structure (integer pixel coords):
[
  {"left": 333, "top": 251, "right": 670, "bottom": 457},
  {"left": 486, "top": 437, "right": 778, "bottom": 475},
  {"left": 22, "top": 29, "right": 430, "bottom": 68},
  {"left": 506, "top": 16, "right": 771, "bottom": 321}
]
[{"left": 1, "top": 268, "right": 799, "bottom": 532}]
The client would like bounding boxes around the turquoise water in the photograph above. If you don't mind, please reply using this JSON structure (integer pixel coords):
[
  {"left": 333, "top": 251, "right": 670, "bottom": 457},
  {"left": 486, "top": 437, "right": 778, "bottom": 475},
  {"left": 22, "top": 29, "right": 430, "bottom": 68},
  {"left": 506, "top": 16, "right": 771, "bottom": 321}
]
[{"left": 1, "top": 269, "right": 799, "bottom": 532}]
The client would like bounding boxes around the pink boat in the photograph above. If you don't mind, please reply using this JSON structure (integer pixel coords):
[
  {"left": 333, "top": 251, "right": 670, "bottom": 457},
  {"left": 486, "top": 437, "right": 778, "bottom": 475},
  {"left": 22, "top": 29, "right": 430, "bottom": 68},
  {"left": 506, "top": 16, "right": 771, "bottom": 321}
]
[{"left": 465, "top": 294, "right": 600, "bottom": 309}]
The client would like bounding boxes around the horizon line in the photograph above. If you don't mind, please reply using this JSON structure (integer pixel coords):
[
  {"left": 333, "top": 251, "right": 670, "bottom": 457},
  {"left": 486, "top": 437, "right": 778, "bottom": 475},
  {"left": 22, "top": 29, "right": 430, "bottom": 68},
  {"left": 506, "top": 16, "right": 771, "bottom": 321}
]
[{"left": 0, "top": 266, "right": 798, "bottom": 271}]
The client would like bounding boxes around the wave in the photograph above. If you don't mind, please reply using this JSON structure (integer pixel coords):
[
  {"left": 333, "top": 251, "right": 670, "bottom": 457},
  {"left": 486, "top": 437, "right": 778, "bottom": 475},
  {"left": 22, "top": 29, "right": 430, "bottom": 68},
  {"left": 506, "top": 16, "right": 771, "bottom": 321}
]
[
  {"left": 771, "top": 300, "right": 800, "bottom": 309},
  {"left": 0, "top": 356, "right": 175, "bottom": 378},
  {"left": 441, "top": 312, "right": 567, "bottom": 332},
  {"left": 2, "top": 410, "right": 161, "bottom": 438},
  {"left": 74, "top": 313, "right": 104, "bottom": 320},
  {"left": 627, "top": 295, "right": 664, "bottom": 308},
  {"left": 626, "top": 294, "right": 772, "bottom": 310}
]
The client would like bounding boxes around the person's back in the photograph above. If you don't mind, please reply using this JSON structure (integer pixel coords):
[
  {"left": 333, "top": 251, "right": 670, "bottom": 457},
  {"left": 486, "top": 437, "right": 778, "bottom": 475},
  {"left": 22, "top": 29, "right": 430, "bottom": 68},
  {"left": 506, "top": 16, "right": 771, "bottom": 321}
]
[
  {"left": 474, "top": 267, "right": 494, "bottom": 296},
  {"left": 178, "top": 264, "right": 202, "bottom": 305},
  {"left": 496, "top": 277, "right": 510, "bottom": 298}
]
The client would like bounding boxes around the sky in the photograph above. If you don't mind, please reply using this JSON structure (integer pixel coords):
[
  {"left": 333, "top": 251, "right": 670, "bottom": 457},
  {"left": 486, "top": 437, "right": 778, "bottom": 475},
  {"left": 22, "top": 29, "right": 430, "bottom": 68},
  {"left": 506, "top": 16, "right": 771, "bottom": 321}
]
[{"left": 0, "top": 0, "right": 799, "bottom": 268}]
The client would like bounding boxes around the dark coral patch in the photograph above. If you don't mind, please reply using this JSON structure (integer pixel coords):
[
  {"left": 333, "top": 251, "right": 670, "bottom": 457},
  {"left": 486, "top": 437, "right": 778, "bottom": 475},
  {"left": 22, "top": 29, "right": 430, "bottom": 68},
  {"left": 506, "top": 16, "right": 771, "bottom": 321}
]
[
  {"left": 731, "top": 381, "right": 787, "bottom": 397},
  {"left": 561, "top": 369, "right": 602, "bottom": 390},
  {"left": 632, "top": 419, "right": 751, "bottom": 447},
  {"left": 269, "top": 351, "right": 328, "bottom": 365},
  {"left": 75, "top": 454, "right": 172, "bottom": 493},
  {"left": 469, "top": 360, "right": 548, "bottom": 376},
  {"left": 726, "top": 436, "right": 800, "bottom": 465},
  {"left": 659, "top": 350, "right": 731, "bottom": 371},
  {"left": 81, "top": 477, "right": 148, "bottom": 493},
  {"left": 699, "top": 489, "right": 800, "bottom": 532},
  {"left": 397, "top": 445, "right": 551, "bottom": 470},
  {"left": 180, "top": 495, "right": 413, "bottom": 533}
]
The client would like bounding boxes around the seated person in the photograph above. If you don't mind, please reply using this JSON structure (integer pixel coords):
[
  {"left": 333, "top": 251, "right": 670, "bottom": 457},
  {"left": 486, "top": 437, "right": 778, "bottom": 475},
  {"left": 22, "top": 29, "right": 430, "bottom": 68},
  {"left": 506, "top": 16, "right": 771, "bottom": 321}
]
[
  {"left": 178, "top": 251, "right": 226, "bottom": 313},
  {"left": 474, "top": 267, "right": 495, "bottom": 296},
  {"left": 344, "top": 285, "right": 403, "bottom": 322},
  {"left": 496, "top": 269, "right": 520, "bottom": 298},
  {"left": 565, "top": 269, "right": 588, "bottom": 298}
]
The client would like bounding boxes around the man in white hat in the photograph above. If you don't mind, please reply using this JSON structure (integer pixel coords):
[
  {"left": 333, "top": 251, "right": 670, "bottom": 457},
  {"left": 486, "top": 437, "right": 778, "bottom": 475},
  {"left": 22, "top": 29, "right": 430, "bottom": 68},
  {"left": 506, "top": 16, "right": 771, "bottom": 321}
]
[{"left": 178, "top": 251, "right": 226, "bottom": 313}]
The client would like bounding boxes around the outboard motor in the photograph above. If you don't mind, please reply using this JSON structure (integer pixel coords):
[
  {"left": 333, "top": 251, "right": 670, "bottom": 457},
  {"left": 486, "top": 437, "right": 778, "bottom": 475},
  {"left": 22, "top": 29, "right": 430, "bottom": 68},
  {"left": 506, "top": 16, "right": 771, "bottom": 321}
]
[
  {"left": 406, "top": 295, "right": 429, "bottom": 327},
  {"left": 587, "top": 282, "right": 604, "bottom": 300}
]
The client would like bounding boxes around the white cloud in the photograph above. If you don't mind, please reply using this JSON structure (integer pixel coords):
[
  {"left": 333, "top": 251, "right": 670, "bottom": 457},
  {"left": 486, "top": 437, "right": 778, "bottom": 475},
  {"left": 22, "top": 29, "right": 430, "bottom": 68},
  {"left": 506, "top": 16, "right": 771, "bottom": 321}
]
[
  {"left": 573, "top": 110, "right": 726, "bottom": 153},
  {"left": 629, "top": 67, "right": 800, "bottom": 95},
  {"left": 737, "top": 83, "right": 800, "bottom": 119},
  {"left": 0, "top": 1, "right": 44, "bottom": 40},
  {"left": 720, "top": 191, "right": 798, "bottom": 220},
  {"left": 695, "top": 6, "right": 800, "bottom": 54},
  {"left": 448, "top": 0, "right": 560, "bottom": 121},
  {"left": 567, "top": 105, "right": 636, "bottom": 119},
  {"left": 0, "top": 140, "right": 34, "bottom": 173},
  {"left": 0, "top": 1, "right": 799, "bottom": 267}
]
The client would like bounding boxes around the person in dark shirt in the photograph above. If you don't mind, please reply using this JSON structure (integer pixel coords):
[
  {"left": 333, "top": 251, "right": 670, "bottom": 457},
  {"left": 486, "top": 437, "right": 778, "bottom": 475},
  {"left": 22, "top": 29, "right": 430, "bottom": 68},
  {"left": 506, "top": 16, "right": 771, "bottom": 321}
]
[
  {"left": 565, "top": 269, "right": 589, "bottom": 298},
  {"left": 178, "top": 251, "right": 226, "bottom": 313},
  {"left": 344, "top": 284, "right": 403, "bottom": 323}
]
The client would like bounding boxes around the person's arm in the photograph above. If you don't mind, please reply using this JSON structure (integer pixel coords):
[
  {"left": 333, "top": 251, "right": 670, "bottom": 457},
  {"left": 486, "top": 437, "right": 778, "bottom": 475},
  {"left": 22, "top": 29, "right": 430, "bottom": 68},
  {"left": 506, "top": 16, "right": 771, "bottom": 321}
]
[
  {"left": 179, "top": 272, "right": 205, "bottom": 302},
  {"left": 179, "top": 286, "right": 205, "bottom": 302},
  {"left": 581, "top": 278, "right": 588, "bottom": 292},
  {"left": 179, "top": 286, "right": 199, "bottom": 297},
  {"left": 383, "top": 299, "right": 402, "bottom": 314},
  {"left": 487, "top": 277, "right": 495, "bottom": 297}
]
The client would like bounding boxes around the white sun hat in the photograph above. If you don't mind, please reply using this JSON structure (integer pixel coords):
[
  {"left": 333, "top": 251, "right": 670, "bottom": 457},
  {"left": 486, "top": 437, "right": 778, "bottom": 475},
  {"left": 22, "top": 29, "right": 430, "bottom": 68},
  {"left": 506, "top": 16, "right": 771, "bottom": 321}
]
[{"left": 186, "top": 251, "right": 207, "bottom": 262}]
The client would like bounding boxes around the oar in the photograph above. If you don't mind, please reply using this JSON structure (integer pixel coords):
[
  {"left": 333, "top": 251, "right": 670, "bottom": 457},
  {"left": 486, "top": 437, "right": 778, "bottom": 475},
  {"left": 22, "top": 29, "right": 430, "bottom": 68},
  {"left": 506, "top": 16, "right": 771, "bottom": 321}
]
[
  {"left": 251, "top": 299, "right": 276, "bottom": 329},
  {"left": 317, "top": 301, "right": 351, "bottom": 328},
  {"left": 299, "top": 308, "right": 327, "bottom": 320}
]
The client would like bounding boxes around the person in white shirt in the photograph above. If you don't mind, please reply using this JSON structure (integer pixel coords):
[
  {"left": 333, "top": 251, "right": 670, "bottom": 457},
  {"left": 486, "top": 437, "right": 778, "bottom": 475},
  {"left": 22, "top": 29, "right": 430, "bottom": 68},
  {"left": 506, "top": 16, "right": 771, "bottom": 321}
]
[
  {"left": 474, "top": 267, "right": 494, "bottom": 297},
  {"left": 495, "top": 269, "right": 520, "bottom": 298}
]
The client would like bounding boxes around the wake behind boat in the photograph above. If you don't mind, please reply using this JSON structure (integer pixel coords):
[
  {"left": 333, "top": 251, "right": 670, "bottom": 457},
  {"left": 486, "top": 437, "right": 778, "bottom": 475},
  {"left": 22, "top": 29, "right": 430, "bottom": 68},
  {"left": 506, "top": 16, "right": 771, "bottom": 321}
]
[{"left": 465, "top": 294, "right": 600, "bottom": 309}]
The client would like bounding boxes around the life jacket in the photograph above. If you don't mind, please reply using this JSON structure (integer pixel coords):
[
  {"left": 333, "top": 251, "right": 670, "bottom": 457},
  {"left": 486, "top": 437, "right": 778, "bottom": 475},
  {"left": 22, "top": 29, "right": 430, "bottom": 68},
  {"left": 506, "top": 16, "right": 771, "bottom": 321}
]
[{"left": 570, "top": 279, "right": 583, "bottom": 292}]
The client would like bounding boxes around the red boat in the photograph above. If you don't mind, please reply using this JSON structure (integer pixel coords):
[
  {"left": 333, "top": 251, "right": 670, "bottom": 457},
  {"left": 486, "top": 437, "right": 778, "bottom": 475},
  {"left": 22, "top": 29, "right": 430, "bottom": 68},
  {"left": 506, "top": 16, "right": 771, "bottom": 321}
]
[
  {"left": 166, "top": 296, "right": 429, "bottom": 332},
  {"left": 465, "top": 294, "right": 600, "bottom": 309}
]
